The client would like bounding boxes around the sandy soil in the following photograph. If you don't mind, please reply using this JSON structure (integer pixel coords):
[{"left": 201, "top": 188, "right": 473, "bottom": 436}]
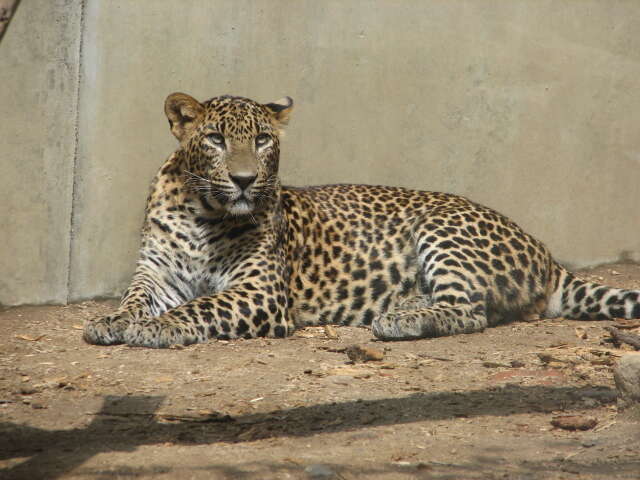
[{"left": 1, "top": 263, "right": 640, "bottom": 480}]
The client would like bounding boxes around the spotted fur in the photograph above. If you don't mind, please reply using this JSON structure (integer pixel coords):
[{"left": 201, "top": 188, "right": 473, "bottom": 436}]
[{"left": 83, "top": 93, "right": 640, "bottom": 348}]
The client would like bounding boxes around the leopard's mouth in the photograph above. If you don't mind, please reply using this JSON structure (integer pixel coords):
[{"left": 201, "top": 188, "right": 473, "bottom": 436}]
[
  {"left": 227, "top": 196, "right": 255, "bottom": 216},
  {"left": 222, "top": 185, "right": 277, "bottom": 216}
]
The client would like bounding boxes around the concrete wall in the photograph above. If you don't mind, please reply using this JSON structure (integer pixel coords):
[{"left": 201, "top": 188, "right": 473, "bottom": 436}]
[
  {"left": 2, "top": 0, "right": 640, "bottom": 305},
  {"left": 0, "top": 0, "right": 82, "bottom": 304}
]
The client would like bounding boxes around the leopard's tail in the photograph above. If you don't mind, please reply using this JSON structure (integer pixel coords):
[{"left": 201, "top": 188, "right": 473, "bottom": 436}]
[{"left": 545, "top": 263, "right": 640, "bottom": 320}]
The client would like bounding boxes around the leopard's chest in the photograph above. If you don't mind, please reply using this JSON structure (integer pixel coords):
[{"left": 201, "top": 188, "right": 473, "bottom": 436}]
[{"left": 149, "top": 212, "right": 264, "bottom": 293}]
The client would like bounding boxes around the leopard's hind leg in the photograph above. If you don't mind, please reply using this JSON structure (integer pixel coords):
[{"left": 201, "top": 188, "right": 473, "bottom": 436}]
[
  {"left": 373, "top": 210, "right": 492, "bottom": 340},
  {"left": 372, "top": 270, "right": 488, "bottom": 340},
  {"left": 372, "top": 207, "right": 550, "bottom": 340}
]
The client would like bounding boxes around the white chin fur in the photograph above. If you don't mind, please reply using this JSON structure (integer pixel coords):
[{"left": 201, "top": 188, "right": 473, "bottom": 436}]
[{"left": 228, "top": 199, "right": 253, "bottom": 216}]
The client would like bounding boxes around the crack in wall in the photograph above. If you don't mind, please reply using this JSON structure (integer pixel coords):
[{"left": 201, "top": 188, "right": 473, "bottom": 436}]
[{"left": 65, "top": 0, "right": 86, "bottom": 305}]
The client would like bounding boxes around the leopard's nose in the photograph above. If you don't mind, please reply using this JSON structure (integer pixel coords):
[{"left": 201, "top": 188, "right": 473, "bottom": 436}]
[{"left": 230, "top": 174, "right": 257, "bottom": 191}]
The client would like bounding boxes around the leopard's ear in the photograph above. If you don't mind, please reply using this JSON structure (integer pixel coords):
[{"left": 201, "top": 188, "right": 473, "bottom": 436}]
[
  {"left": 164, "top": 93, "right": 205, "bottom": 142},
  {"left": 264, "top": 97, "right": 294, "bottom": 130}
]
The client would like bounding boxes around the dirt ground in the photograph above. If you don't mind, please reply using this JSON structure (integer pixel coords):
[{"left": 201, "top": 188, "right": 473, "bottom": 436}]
[{"left": 1, "top": 264, "right": 640, "bottom": 480}]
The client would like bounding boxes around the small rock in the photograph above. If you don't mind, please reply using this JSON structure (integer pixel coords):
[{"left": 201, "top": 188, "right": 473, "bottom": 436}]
[
  {"left": 482, "top": 361, "right": 507, "bottom": 368},
  {"left": 510, "top": 360, "right": 526, "bottom": 368},
  {"left": 614, "top": 354, "right": 640, "bottom": 409},
  {"left": 19, "top": 387, "right": 38, "bottom": 395},
  {"left": 31, "top": 402, "right": 46, "bottom": 410},
  {"left": 345, "top": 344, "right": 384, "bottom": 363},
  {"left": 551, "top": 415, "right": 597, "bottom": 431},
  {"left": 581, "top": 439, "right": 597, "bottom": 448},
  {"left": 329, "top": 375, "right": 354, "bottom": 385},
  {"left": 392, "top": 461, "right": 431, "bottom": 471},
  {"left": 304, "top": 464, "right": 335, "bottom": 478},
  {"left": 536, "top": 353, "right": 553, "bottom": 364}
]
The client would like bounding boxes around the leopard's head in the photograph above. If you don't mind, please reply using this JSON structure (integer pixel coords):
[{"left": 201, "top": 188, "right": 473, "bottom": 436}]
[{"left": 165, "top": 93, "right": 293, "bottom": 216}]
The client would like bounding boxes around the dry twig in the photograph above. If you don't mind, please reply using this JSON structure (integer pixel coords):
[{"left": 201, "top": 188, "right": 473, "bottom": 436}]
[{"left": 604, "top": 327, "right": 640, "bottom": 350}]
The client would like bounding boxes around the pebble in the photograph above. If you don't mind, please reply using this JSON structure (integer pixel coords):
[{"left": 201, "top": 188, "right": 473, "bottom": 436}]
[
  {"left": 345, "top": 345, "right": 384, "bottom": 363},
  {"left": 482, "top": 361, "right": 507, "bottom": 368},
  {"left": 304, "top": 464, "right": 335, "bottom": 478},
  {"left": 19, "top": 387, "right": 38, "bottom": 395},
  {"left": 329, "top": 375, "right": 354, "bottom": 385},
  {"left": 551, "top": 415, "right": 597, "bottom": 431}
]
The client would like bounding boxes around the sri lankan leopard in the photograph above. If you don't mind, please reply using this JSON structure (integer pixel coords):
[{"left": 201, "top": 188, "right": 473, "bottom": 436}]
[{"left": 83, "top": 93, "right": 640, "bottom": 348}]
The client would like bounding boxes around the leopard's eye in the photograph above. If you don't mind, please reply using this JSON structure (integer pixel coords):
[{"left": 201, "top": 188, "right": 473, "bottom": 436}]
[
  {"left": 207, "top": 133, "right": 225, "bottom": 147},
  {"left": 255, "top": 133, "right": 271, "bottom": 148}
]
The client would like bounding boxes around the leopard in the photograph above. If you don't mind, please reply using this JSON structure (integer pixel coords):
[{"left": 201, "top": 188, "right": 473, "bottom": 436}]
[{"left": 83, "top": 92, "right": 640, "bottom": 348}]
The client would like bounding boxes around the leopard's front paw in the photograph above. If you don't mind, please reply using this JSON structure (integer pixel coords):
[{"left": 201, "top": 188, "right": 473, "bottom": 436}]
[
  {"left": 124, "top": 318, "right": 203, "bottom": 348},
  {"left": 83, "top": 311, "right": 132, "bottom": 345}
]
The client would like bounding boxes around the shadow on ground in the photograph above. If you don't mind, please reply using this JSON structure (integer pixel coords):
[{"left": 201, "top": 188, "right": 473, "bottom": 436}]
[{"left": 2, "top": 384, "right": 636, "bottom": 479}]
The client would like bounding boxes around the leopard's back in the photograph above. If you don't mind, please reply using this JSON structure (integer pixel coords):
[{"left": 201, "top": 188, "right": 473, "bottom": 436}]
[{"left": 280, "top": 184, "right": 555, "bottom": 329}]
